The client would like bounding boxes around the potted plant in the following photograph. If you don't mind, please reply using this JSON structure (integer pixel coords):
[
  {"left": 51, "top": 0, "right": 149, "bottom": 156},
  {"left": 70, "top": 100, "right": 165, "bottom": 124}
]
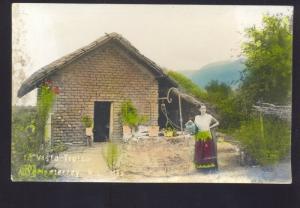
[
  {"left": 163, "top": 123, "right": 177, "bottom": 137},
  {"left": 121, "top": 100, "right": 148, "bottom": 140},
  {"left": 81, "top": 115, "right": 93, "bottom": 146}
]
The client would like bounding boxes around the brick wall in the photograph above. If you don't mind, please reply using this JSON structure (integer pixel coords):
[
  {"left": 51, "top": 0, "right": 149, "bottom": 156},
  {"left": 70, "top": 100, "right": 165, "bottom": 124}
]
[{"left": 47, "top": 42, "right": 159, "bottom": 144}]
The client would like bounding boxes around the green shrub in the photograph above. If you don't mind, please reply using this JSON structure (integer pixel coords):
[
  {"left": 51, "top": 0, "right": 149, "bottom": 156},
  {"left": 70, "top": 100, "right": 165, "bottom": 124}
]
[
  {"left": 204, "top": 80, "right": 248, "bottom": 131},
  {"left": 11, "top": 106, "right": 39, "bottom": 176},
  {"left": 11, "top": 106, "right": 59, "bottom": 180},
  {"left": 12, "top": 79, "right": 62, "bottom": 180},
  {"left": 51, "top": 140, "right": 68, "bottom": 154},
  {"left": 81, "top": 115, "right": 93, "bottom": 128},
  {"left": 103, "top": 142, "right": 120, "bottom": 171},
  {"left": 214, "top": 96, "right": 249, "bottom": 131},
  {"left": 234, "top": 115, "right": 291, "bottom": 166},
  {"left": 121, "top": 100, "right": 148, "bottom": 128}
]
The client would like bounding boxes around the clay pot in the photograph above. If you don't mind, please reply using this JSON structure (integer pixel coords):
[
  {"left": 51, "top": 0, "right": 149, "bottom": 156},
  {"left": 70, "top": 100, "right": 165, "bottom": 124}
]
[
  {"left": 123, "top": 125, "right": 132, "bottom": 139},
  {"left": 148, "top": 125, "right": 159, "bottom": 137},
  {"left": 85, "top": 127, "right": 93, "bottom": 136}
]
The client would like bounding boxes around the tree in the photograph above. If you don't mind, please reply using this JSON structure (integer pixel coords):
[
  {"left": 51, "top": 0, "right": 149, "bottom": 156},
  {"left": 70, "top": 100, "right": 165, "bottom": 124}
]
[
  {"left": 205, "top": 80, "right": 233, "bottom": 103},
  {"left": 205, "top": 81, "right": 243, "bottom": 130},
  {"left": 12, "top": 5, "right": 30, "bottom": 106},
  {"left": 240, "top": 14, "right": 292, "bottom": 106}
]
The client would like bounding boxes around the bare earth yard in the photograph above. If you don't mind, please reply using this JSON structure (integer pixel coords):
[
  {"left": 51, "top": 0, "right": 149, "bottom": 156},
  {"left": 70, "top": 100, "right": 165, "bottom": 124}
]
[{"left": 47, "top": 135, "right": 291, "bottom": 183}]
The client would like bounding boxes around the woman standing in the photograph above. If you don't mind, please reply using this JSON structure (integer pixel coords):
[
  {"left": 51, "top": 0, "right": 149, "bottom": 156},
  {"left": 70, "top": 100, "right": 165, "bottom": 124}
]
[{"left": 193, "top": 105, "right": 219, "bottom": 172}]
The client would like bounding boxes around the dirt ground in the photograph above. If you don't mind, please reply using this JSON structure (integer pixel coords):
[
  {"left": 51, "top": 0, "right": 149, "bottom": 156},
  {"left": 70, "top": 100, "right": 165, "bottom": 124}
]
[{"left": 47, "top": 135, "right": 291, "bottom": 183}]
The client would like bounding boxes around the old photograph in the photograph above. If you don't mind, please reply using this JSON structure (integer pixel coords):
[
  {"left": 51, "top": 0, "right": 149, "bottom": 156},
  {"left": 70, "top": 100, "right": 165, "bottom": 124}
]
[{"left": 12, "top": 4, "right": 292, "bottom": 183}]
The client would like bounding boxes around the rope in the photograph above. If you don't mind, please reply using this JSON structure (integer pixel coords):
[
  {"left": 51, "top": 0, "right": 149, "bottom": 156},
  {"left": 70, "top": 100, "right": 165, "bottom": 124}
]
[{"left": 160, "top": 102, "right": 181, "bottom": 130}]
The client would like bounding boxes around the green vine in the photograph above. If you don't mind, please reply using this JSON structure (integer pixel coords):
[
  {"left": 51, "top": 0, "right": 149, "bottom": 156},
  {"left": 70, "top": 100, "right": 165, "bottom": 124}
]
[{"left": 36, "top": 80, "right": 60, "bottom": 160}]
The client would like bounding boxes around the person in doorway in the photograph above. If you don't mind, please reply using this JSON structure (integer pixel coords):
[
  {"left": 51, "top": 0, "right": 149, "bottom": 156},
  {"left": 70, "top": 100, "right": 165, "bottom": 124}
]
[{"left": 193, "top": 105, "right": 219, "bottom": 173}]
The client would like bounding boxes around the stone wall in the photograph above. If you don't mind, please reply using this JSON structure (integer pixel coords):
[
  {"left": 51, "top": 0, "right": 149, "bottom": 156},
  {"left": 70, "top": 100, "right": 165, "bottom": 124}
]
[
  {"left": 47, "top": 42, "right": 159, "bottom": 144},
  {"left": 119, "top": 135, "right": 195, "bottom": 177}
]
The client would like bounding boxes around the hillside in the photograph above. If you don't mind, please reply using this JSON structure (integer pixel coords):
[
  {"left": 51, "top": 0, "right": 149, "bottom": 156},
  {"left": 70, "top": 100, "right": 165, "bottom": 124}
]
[{"left": 181, "top": 59, "right": 245, "bottom": 88}]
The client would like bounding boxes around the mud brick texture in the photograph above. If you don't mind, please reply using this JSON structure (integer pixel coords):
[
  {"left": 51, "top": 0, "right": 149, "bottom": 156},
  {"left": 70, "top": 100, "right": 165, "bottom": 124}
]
[{"left": 47, "top": 42, "right": 159, "bottom": 144}]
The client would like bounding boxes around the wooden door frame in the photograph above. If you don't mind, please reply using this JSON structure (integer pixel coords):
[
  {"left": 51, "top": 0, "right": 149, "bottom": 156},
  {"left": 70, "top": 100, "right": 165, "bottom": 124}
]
[
  {"left": 93, "top": 100, "right": 113, "bottom": 142},
  {"left": 109, "top": 102, "right": 113, "bottom": 141}
]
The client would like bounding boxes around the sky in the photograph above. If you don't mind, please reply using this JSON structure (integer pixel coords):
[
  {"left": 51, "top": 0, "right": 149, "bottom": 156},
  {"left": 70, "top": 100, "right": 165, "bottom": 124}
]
[{"left": 12, "top": 4, "right": 293, "bottom": 105}]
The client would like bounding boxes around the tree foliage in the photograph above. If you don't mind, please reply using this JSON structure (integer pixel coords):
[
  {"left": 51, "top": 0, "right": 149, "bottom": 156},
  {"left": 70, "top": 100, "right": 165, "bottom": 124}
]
[
  {"left": 240, "top": 14, "right": 292, "bottom": 105},
  {"left": 205, "top": 80, "right": 244, "bottom": 130},
  {"left": 231, "top": 14, "right": 292, "bottom": 165},
  {"left": 200, "top": 14, "right": 292, "bottom": 165},
  {"left": 205, "top": 80, "right": 233, "bottom": 103}
]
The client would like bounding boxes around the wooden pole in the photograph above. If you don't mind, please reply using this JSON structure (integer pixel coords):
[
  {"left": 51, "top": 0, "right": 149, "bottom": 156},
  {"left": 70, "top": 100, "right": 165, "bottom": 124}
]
[
  {"left": 259, "top": 111, "right": 265, "bottom": 141},
  {"left": 178, "top": 92, "right": 183, "bottom": 135}
]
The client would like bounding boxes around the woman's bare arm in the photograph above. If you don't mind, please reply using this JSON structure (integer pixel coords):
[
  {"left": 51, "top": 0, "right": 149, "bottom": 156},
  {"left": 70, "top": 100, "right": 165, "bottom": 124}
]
[{"left": 210, "top": 116, "right": 219, "bottom": 129}]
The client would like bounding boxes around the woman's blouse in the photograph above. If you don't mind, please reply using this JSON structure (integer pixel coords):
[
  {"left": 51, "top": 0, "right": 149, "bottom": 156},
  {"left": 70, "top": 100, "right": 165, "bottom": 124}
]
[{"left": 194, "top": 114, "right": 213, "bottom": 132}]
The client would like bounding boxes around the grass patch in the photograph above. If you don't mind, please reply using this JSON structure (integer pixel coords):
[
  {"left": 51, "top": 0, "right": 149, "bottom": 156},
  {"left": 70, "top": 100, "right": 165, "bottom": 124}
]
[
  {"left": 234, "top": 115, "right": 291, "bottom": 166},
  {"left": 167, "top": 70, "right": 208, "bottom": 100}
]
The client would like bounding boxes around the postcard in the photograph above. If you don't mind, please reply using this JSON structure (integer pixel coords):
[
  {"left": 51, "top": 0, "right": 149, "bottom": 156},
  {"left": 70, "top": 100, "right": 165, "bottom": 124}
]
[{"left": 12, "top": 4, "right": 293, "bottom": 183}]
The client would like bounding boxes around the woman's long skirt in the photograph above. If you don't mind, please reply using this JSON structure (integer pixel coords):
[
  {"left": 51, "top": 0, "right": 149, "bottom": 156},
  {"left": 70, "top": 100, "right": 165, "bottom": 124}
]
[{"left": 194, "top": 131, "right": 218, "bottom": 171}]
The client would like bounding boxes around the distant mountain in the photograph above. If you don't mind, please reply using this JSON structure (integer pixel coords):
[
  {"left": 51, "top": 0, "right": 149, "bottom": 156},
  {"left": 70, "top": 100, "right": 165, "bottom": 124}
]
[{"left": 180, "top": 59, "right": 245, "bottom": 88}]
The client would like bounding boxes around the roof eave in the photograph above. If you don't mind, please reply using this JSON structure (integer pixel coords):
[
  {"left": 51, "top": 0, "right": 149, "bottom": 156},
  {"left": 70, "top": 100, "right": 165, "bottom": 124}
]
[{"left": 17, "top": 33, "right": 177, "bottom": 98}]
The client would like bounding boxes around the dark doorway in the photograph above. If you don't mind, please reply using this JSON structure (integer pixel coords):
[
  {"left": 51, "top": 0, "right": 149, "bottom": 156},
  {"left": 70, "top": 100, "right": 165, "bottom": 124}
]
[{"left": 93, "top": 101, "right": 111, "bottom": 142}]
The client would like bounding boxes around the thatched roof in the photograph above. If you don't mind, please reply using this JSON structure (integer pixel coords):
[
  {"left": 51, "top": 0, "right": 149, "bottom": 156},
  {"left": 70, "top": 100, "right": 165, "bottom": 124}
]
[
  {"left": 17, "top": 32, "right": 205, "bottom": 108},
  {"left": 18, "top": 32, "right": 178, "bottom": 98}
]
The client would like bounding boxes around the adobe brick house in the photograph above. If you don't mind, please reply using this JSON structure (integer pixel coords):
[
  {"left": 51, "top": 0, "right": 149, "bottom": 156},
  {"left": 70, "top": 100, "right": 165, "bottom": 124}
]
[{"left": 18, "top": 33, "right": 205, "bottom": 145}]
